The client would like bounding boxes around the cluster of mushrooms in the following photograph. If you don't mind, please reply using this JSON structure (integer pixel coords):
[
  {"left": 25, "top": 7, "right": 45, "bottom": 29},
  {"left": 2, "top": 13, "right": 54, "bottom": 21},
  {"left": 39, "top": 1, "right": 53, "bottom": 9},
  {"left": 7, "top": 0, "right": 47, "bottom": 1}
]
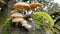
[
  {"left": 10, "top": 10, "right": 32, "bottom": 29},
  {"left": 10, "top": 2, "right": 43, "bottom": 29}
]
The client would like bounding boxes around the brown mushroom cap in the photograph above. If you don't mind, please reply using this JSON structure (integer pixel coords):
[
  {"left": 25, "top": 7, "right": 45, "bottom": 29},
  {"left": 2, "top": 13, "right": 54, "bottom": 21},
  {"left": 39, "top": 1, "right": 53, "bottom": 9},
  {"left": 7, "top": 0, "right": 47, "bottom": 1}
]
[
  {"left": 30, "top": 3, "right": 43, "bottom": 9},
  {"left": 11, "top": 13, "right": 24, "bottom": 18},
  {"left": 10, "top": 10, "right": 17, "bottom": 14},
  {"left": 13, "top": 2, "right": 31, "bottom": 10},
  {"left": 12, "top": 18, "right": 24, "bottom": 22}
]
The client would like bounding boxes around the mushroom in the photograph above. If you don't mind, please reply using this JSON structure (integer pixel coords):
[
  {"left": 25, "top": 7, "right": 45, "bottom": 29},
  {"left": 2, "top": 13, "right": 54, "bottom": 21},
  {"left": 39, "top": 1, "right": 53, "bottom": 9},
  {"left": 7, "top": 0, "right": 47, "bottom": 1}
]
[
  {"left": 13, "top": 2, "right": 31, "bottom": 15},
  {"left": 10, "top": 10, "right": 18, "bottom": 14},
  {"left": 30, "top": 3, "right": 43, "bottom": 11},
  {"left": 20, "top": 19, "right": 32, "bottom": 29},
  {"left": 27, "top": 3, "right": 43, "bottom": 21},
  {"left": 22, "top": 24, "right": 32, "bottom": 29},
  {"left": 20, "top": 20, "right": 27, "bottom": 24},
  {"left": 13, "top": 2, "right": 31, "bottom": 10},
  {"left": 12, "top": 18, "right": 24, "bottom": 26},
  {"left": 11, "top": 13, "right": 24, "bottom": 18},
  {"left": 28, "top": 18, "right": 33, "bottom": 22},
  {"left": 12, "top": 18, "right": 24, "bottom": 22}
]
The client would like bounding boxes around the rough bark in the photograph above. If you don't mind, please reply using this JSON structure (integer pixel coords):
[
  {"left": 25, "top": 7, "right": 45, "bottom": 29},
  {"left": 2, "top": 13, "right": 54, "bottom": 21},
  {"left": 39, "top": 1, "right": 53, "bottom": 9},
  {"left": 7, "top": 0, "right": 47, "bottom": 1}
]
[
  {"left": 1, "top": 21, "right": 46, "bottom": 34},
  {"left": 7, "top": 0, "right": 16, "bottom": 17}
]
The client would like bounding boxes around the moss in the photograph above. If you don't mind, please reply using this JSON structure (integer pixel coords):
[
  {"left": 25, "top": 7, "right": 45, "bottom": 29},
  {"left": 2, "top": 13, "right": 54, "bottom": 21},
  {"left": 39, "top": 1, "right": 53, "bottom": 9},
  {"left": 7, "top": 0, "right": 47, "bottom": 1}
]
[{"left": 32, "top": 12, "right": 54, "bottom": 28}]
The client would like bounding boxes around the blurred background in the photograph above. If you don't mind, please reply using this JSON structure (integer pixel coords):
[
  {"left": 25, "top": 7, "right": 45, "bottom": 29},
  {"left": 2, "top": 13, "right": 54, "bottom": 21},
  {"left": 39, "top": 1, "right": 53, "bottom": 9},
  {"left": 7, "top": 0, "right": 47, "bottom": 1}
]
[{"left": 0, "top": 0, "right": 60, "bottom": 34}]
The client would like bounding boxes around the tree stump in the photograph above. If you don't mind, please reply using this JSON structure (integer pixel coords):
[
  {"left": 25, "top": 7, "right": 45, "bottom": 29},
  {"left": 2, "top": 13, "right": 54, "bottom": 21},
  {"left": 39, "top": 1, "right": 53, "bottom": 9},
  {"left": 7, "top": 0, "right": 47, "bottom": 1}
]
[{"left": 1, "top": 21, "right": 46, "bottom": 34}]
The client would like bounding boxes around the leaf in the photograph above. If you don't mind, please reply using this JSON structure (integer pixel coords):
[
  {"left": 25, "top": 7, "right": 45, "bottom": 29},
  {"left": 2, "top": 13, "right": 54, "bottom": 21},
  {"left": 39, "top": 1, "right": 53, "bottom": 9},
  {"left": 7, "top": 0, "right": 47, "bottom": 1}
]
[{"left": 54, "top": 24, "right": 60, "bottom": 31}]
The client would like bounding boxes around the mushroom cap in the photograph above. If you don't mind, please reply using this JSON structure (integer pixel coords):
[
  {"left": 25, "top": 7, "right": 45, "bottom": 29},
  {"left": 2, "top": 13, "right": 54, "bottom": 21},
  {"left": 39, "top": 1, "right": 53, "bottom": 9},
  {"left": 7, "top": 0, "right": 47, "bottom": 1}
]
[
  {"left": 30, "top": 3, "right": 43, "bottom": 9},
  {"left": 22, "top": 24, "right": 32, "bottom": 29},
  {"left": 12, "top": 18, "right": 24, "bottom": 22},
  {"left": 13, "top": 2, "right": 31, "bottom": 10},
  {"left": 20, "top": 20, "right": 27, "bottom": 24},
  {"left": 22, "top": 24, "right": 28, "bottom": 26},
  {"left": 25, "top": 24, "right": 32, "bottom": 29},
  {"left": 11, "top": 13, "right": 24, "bottom": 18},
  {"left": 10, "top": 10, "right": 17, "bottom": 14},
  {"left": 28, "top": 18, "right": 33, "bottom": 21}
]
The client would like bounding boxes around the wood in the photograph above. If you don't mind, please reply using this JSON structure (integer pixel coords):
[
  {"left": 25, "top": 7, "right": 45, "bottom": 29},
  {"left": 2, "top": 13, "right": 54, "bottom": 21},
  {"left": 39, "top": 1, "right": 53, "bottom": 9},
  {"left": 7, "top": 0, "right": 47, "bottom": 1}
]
[{"left": 7, "top": 0, "right": 16, "bottom": 17}]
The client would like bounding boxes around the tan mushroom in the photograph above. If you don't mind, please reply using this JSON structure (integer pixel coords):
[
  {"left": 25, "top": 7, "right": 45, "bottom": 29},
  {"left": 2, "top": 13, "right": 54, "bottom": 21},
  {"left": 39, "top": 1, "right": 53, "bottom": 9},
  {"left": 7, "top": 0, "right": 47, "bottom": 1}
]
[
  {"left": 30, "top": 3, "right": 43, "bottom": 10},
  {"left": 12, "top": 18, "right": 24, "bottom": 22},
  {"left": 20, "top": 20, "right": 32, "bottom": 29},
  {"left": 10, "top": 10, "right": 18, "bottom": 14},
  {"left": 11, "top": 13, "right": 24, "bottom": 18},
  {"left": 22, "top": 24, "right": 32, "bottom": 29},
  {"left": 22, "top": 24, "right": 27, "bottom": 26},
  {"left": 13, "top": 2, "right": 31, "bottom": 10},
  {"left": 20, "top": 20, "right": 27, "bottom": 24},
  {"left": 28, "top": 18, "right": 33, "bottom": 21},
  {"left": 12, "top": 18, "right": 24, "bottom": 26}
]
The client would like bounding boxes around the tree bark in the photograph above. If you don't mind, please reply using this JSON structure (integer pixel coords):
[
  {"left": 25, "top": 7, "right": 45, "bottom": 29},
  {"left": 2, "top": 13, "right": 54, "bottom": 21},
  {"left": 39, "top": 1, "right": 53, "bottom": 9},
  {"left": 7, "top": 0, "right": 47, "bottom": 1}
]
[{"left": 7, "top": 0, "right": 16, "bottom": 17}]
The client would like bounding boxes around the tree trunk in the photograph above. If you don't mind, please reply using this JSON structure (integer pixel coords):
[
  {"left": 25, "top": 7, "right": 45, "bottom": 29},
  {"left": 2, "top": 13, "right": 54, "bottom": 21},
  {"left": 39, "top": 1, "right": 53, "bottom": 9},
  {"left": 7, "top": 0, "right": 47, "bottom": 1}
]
[{"left": 7, "top": 0, "right": 16, "bottom": 17}]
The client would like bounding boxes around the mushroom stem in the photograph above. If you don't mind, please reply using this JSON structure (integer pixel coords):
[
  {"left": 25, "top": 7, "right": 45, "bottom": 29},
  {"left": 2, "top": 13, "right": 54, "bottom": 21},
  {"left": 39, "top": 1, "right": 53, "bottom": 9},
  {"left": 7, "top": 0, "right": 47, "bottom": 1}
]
[
  {"left": 15, "top": 22, "right": 19, "bottom": 26},
  {"left": 31, "top": 9, "right": 35, "bottom": 15}
]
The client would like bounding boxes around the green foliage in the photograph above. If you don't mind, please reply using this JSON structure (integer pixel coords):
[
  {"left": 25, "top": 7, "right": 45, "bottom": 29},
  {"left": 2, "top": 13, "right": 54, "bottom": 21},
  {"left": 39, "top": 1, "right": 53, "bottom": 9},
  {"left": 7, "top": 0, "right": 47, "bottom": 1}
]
[
  {"left": 32, "top": 12, "right": 54, "bottom": 28},
  {"left": 1, "top": 17, "right": 13, "bottom": 34},
  {"left": 54, "top": 24, "right": 60, "bottom": 31},
  {"left": 52, "top": 16, "right": 60, "bottom": 34},
  {"left": 52, "top": 27, "right": 60, "bottom": 34},
  {"left": 2, "top": 17, "right": 13, "bottom": 29}
]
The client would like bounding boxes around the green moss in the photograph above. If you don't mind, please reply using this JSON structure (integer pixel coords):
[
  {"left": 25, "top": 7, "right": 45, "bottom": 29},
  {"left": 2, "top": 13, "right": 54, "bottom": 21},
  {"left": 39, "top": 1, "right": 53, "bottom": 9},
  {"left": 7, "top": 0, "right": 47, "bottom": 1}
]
[
  {"left": 2, "top": 17, "right": 13, "bottom": 28},
  {"left": 32, "top": 12, "right": 54, "bottom": 28}
]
